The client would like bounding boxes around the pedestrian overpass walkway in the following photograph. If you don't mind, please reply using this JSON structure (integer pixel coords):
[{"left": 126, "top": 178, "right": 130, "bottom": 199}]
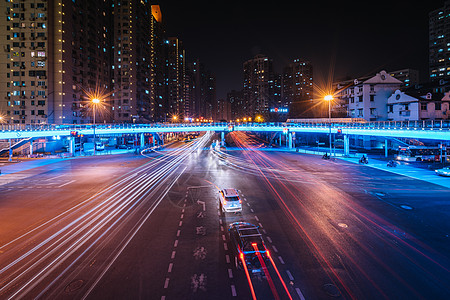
[{"left": 0, "top": 120, "right": 450, "bottom": 141}]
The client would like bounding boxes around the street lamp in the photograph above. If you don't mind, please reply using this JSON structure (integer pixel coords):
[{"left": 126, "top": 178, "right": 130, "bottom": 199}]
[
  {"left": 91, "top": 98, "right": 100, "bottom": 155},
  {"left": 324, "top": 95, "right": 333, "bottom": 157}
]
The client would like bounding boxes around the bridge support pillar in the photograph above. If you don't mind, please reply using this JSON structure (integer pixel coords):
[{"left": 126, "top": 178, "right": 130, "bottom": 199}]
[
  {"left": 8, "top": 139, "right": 12, "bottom": 162},
  {"left": 68, "top": 137, "right": 75, "bottom": 156},
  {"left": 29, "top": 140, "right": 33, "bottom": 156},
  {"left": 385, "top": 138, "right": 388, "bottom": 158},
  {"left": 344, "top": 134, "right": 350, "bottom": 157},
  {"left": 289, "top": 132, "right": 294, "bottom": 149},
  {"left": 221, "top": 131, "right": 225, "bottom": 147},
  {"left": 152, "top": 133, "right": 157, "bottom": 146},
  {"left": 140, "top": 133, "right": 145, "bottom": 148}
]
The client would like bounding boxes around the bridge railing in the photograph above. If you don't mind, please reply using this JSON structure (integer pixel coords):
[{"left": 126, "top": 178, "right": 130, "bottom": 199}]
[{"left": 1, "top": 120, "right": 450, "bottom": 133}]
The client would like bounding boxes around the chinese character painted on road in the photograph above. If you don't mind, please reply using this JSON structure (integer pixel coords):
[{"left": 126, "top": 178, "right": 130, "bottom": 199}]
[
  {"left": 191, "top": 273, "right": 207, "bottom": 292},
  {"left": 196, "top": 226, "right": 206, "bottom": 236},
  {"left": 193, "top": 246, "right": 207, "bottom": 260}
]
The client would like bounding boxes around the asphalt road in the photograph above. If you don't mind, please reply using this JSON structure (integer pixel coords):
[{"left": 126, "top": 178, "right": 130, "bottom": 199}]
[{"left": 0, "top": 131, "right": 449, "bottom": 300}]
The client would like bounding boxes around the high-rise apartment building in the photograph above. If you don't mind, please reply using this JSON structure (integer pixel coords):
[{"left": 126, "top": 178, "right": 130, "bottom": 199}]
[
  {"left": 151, "top": 5, "right": 166, "bottom": 122},
  {"left": 243, "top": 54, "right": 276, "bottom": 118},
  {"left": 165, "top": 37, "right": 186, "bottom": 120},
  {"left": 429, "top": 1, "right": 450, "bottom": 82},
  {"left": 281, "top": 59, "right": 313, "bottom": 117},
  {"left": 186, "top": 59, "right": 216, "bottom": 120},
  {"left": 227, "top": 89, "right": 244, "bottom": 121},
  {"left": 0, "top": 0, "right": 112, "bottom": 124},
  {"left": 0, "top": 0, "right": 169, "bottom": 125},
  {"left": 110, "top": 0, "right": 154, "bottom": 123}
]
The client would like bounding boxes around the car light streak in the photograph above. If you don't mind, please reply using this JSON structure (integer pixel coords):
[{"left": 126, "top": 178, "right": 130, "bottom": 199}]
[
  {"left": 230, "top": 132, "right": 356, "bottom": 299},
  {"left": 229, "top": 132, "right": 450, "bottom": 299},
  {"left": 0, "top": 132, "right": 212, "bottom": 298},
  {"left": 266, "top": 250, "right": 293, "bottom": 300},
  {"left": 252, "top": 243, "right": 280, "bottom": 300},
  {"left": 239, "top": 253, "right": 257, "bottom": 300}
]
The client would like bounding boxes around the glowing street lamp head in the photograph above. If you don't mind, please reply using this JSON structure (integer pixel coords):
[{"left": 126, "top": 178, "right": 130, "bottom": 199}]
[
  {"left": 324, "top": 95, "right": 333, "bottom": 101},
  {"left": 92, "top": 98, "right": 100, "bottom": 104}
]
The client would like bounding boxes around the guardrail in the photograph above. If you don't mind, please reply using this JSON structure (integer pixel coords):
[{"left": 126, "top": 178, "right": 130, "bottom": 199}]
[
  {"left": 1, "top": 120, "right": 450, "bottom": 132},
  {"left": 1, "top": 121, "right": 450, "bottom": 141}
]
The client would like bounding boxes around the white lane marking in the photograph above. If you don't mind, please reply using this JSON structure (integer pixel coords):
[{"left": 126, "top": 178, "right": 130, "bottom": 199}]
[
  {"left": 222, "top": 234, "right": 226, "bottom": 241},
  {"left": 295, "top": 288, "right": 306, "bottom": 300},
  {"left": 171, "top": 251, "right": 176, "bottom": 259},
  {"left": 286, "top": 270, "right": 294, "bottom": 281},
  {"left": 225, "top": 254, "right": 230, "bottom": 263},
  {"left": 278, "top": 256, "right": 285, "bottom": 264},
  {"left": 220, "top": 226, "right": 224, "bottom": 232},
  {"left": 266, "top": 236, "right": 272, "bottom": 243},
  {"left": 57, "top": 180, "right": 76, "bottom": 188},
  {"left": 219, "top": 219, "right": 223, "bottom": 225},
  {"left": 181, "top": 208, "right": 185, "bottom": 213},
  {"left": 180, "top": 214, "right": 184, "bottom": 219},
  {"left": 246, "top": 202, "right": 250, "bottom": 207},
  {"left": 272, "top": 245, "right": 278, "bottom": 253},
  {"left": 250, "top": 208, "right": 254, "bottom": 213},
  {"left": 161, "top": 296, "right": 166, "bottom": 300},
  {"left": 176, "top": 230, "right": 181, "bottom": 237},
  {"left": 44, "top": 174, "right": 64, "bottom": 181},
  {"left": 254, "top": 215, "right": 259, "bottom": 222},
  {"left": 228, "top": 268, "right": 233, "bottom": 278},
  {"left": 223, "top": 243, "right": 228, "bottom": 251},
  {"left": 231, "top": 285, "right": 237, "bottom": 297},
  {"left": 174, "top": 240, "right": 178, "bottom": 247},
  {"left": 178, "top": 220, "right": 183, "bottom": 227},
  {"left": 168, "top": 263, "right": 173, "bottom": 273},
  {"left": 164, "top": 278, "right": 170, "bottom": 289}
]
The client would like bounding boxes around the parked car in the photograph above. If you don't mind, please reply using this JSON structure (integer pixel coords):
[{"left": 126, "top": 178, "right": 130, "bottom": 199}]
[
  {"left": 95, "top": 142, "right": 105, "bottom": 151},
  {"left": 218, "top": 188, "right": 242, "bottom": 213},
  {"left": 435, "top": 167, "right": 450, "bottom": 177},
  {"left": 228, "top": 222, "right": 268, "bottom": 274}
]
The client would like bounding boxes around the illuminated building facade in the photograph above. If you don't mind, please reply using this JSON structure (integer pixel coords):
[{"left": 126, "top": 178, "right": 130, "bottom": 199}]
[
  {"left": 0, "top": 0, "right": 112, "bottom": 124},
  {"left": 243, "top": 54, "right": 276, "bottom": 118},
  {"left": 111, "top": 0, "right": 154, "bottom": 123},
  {"left": 281, "top": 59, "right": 313, "bottom": 118},
  {"left": 429, "top": 0, "right": 450, "bottom": 82}
]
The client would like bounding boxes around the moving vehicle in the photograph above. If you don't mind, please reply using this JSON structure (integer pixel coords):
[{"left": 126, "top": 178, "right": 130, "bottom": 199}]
[
  {"left": 218, "top": 188, "right": 242, "bottom": 213},
  {"left": 435, "top": 167, "right": 450, "bottom": 177},
  {"left": 359, "top": 155, "right": 368, "bottom": 164},
  {"left": 387, "top": 160, "right": 397, "bottom": 167},
  {"left": 396, "top": 146, "right": 440, "bottom": 162},
  {"left": 228, "top": 222, "right": 268, "bottom": 273}
]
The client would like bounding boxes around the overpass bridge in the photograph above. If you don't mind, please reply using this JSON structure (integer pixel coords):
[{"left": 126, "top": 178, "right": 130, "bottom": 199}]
[
  {"left": 1, "top": 120, "right": 450, "bottom": 140},
  {"left": 1, "top": 120, "right": 449, "bottom": 156}
]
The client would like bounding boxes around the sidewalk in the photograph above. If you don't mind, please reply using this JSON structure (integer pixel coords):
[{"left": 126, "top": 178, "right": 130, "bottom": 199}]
[
  {"left": 0, "top": 158, "right": 68, "bottom": 176},
  {"left": 338, "top": 156, "right": 450, "bottom": 189}
]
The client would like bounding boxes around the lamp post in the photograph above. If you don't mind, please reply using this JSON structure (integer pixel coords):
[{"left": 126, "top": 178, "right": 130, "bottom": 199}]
[
  {"left": 92, "top": 98, "right": 100, "bottom": 155},
  {"left": 324, "top": 95, "right": 333, "bottom": 157}
]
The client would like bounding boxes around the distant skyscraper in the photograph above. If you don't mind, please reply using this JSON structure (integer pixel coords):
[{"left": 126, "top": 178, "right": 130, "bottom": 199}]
[
  {"left": 151, "top": 5, "right": 166, "bottom": 122},
  {"left": 0, "top": 0, "right": 112, "bottom": 124},
  {"left": 282, "top": 59, "right": 314, "bottom": 118},
  {"left": 227, "top": 90, "right": 244, "bottom": 120},
  {"left": 389, "top": 69, "right": 420, "bottom": 88},
  {"left": 111, "top": 0, "right": 154, "bottom": 123},
  {"left": 166, "top": 37, "right": 186, "bottom": 120},
  {"left": 429, "top": 1, "right": 450, "bottom": 82},
  {"left": 186, "top": 60, "right": 216, "bottom": 120},
  {"left": 243, "top": 54, "right": 276, "bottom": 118}
]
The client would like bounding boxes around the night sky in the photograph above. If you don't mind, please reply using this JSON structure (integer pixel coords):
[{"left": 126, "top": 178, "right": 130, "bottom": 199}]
[{"left": 162, "top": 1, "right": 443, "bottom": 100}]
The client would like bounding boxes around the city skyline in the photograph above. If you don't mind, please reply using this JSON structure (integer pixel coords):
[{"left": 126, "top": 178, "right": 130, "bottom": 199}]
[{"left": 163, "top": 1, "right": 444, "bottom": 100}]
